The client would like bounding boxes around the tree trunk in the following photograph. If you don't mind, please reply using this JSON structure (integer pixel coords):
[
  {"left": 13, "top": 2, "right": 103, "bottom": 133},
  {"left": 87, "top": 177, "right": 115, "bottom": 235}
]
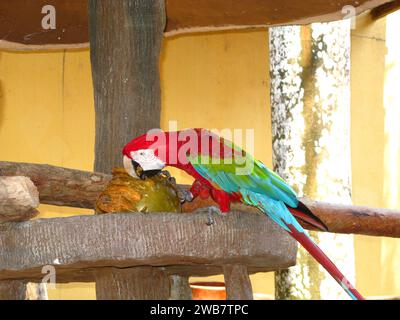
[
  {"left": 88, "top": 0, "right": 166, "bottom": 173},
  {"left": 88, "top": 0, "right": 170, "bottom": 299},
  {"left": 270, "top": 21, "right": 356, "bottom": 300}
]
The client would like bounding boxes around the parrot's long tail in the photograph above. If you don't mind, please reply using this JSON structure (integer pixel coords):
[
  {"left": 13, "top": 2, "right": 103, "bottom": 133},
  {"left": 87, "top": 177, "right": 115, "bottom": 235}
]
[
  {"left": 287, "top": 200, "right": 329, "bottom": 232},
  {"left": 286, "top": 224, "right": 364, "bottom": 300},
  {"left": 242, "top": 190, "right": 364, "bottom": 300}
]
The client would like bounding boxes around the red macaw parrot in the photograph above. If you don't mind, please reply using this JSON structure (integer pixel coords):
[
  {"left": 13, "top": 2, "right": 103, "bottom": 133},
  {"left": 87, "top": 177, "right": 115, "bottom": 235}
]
[{"left": 123, "top": 128, "right": 364, "bottom": 300}]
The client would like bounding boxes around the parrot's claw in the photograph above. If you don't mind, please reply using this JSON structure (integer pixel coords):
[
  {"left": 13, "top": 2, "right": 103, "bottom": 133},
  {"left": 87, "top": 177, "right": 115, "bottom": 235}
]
[
  {"left": 195, "top": 205, "right": 222, "bottom": 226},
  {"left": 206, "top": 206, "right": 222, "bottom": 226},
  {"left": 159, "top": 170, "right": 177, "bottom": 185},
  {"left": 177, "top": 189, "right": 194, "bottom": 204}
]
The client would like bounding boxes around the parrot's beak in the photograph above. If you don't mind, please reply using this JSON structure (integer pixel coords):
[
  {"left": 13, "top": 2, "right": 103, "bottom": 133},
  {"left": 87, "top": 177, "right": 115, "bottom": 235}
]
[
  {"left": 132, "top": 160, "right": 161, "bottom": 180},
  {"left": 123, "top": 154, "right": 165, "bottom": 180}
]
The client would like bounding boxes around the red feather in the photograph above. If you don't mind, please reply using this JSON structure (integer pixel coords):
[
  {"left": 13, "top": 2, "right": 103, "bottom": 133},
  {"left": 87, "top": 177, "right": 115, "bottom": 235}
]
[{"left": 287, "top": 224, "right": 364, "bottom": 300}]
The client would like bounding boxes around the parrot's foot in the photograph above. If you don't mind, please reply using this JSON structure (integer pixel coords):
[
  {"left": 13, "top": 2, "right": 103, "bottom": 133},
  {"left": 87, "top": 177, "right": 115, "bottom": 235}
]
[
  {"left": 177, "top": 189, "right": 194, "bottom": 204},
  {"left": 195, "top": 205, "right": 222, "bottom": 226},
  {"left": 159, "top": 170, "right": 177, "bottom": 185}
]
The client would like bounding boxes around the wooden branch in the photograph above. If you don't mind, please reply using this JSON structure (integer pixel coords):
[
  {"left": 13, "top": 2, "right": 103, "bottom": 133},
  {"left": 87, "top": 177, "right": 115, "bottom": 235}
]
[
  {"left": 371, "top": 0, "right": 400, "bottom": 20},
  {"left": 301, "top": 199, "right": 400, "bottom": 238},
  {"left": 0, "top": 212, "right": 296, "bottom": 283},
  {"left": 1, "top": 161, "right": 399, "bottom": 237},
  {"left": 0, "top": 176, "right": 39, "bottom": 222},
  {"left": 0, "top": 161, "right": 111, "bottom": 209},
  {"left": 223, "top": 265, "right": 253, "bottom": 300},
  {"left": 183, "top": 196, "right": 400, "bottom": 238}
]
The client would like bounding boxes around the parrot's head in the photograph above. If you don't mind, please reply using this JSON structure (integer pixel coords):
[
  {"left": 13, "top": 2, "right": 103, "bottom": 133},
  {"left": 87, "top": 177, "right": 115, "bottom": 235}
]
[{"left": 122, "top": 132, "right": 167, "bottom": 180}]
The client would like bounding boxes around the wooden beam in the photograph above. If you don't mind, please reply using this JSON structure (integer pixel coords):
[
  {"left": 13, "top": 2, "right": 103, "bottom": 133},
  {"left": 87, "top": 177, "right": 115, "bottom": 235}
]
[
  {"left": 371, "top": 0, "right": 400, "bottom": 20},
  {"left": 0, "top": 211, "right": 296, "bottom": 282},
  {"left": 1, "top": 161, "right": 400, "bottom": 238},
  {"left": 0, "top": 0, "right": 392, "bottom": 50},
  {"left": 223, "top": 265, "right": 253, "bottom": 300},
  {"left": 88, "top": 0, "right": 166, "bottom": 173},
  {"left": 0, "top": 176, "right": 39, "bottom": 222}
]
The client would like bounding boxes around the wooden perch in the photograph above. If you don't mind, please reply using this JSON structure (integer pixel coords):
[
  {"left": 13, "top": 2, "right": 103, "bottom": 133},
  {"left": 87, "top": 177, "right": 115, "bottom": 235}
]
[
  {"left": 0, "top": 161, "right": 111, "bottom": 209},
  {"left": 0, "top": 176, "right": 39, "bottom": 222},
  {"left": 0, "top": 211, "right": 296, "bottom": 282},
  {"left": 1, "top": 161, "right": 399, "bottom": 238}
]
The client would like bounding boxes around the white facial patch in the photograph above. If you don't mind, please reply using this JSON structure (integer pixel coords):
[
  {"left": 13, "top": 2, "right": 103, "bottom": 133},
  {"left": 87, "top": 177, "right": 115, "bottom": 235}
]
[
  {"left": 123, "top": 155, "right": 137, "bottom": 178},
  {"left": 130, "top": 149, "right": 166, "bottom": 171}
]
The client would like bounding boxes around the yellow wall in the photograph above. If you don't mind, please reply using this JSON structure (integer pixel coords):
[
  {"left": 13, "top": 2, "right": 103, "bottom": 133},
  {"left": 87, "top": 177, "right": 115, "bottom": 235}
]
[
  {"left": 351, "top": 12, "right": 400, "bottom": 297},
  {"left": 0, "top": 14, "right": 399, "bottom": 299}
]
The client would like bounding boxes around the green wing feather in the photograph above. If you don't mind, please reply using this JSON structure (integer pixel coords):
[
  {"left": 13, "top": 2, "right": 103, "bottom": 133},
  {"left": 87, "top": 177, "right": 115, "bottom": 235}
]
[{"left": 187, "top": 144, "right": 299, "bottom": 208}]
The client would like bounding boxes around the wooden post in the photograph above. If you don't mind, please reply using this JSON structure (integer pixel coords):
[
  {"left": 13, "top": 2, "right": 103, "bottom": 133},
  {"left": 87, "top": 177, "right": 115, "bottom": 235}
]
[
  {"left": 88, "top": 0, "right": 166, "bottom": 173},
  {"left": 95, "top": 268, "right": 170, "bottom": 300},
  {"left": 0, "top": 280, "right": 28, "bottom": 300},
  {"left": 0, "top": 281, "right": 47, "bottom": 300},
  {"left": 88, "top": 0, "right": 171, "bottom": 299},
  {"left": 170, "top": 275, "right": 192, "bottom": 300},
  {"left": 223, "top": 265, "right": 253, "bottom": 300}
]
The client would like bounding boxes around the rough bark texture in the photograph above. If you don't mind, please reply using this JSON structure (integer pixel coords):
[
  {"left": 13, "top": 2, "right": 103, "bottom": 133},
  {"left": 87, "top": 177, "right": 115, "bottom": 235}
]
[
  {"left": 0, "top": 161, "right": 111, "bottom": 209},
  {"left": 270, "top": 21, "right": 355, "bottom": 299},
  {"left": 88, "top": 0, "right": 166, "bottom": 173},
  {"left": 0, "top": 280, "right": 28, "bottom": 300},
  {"left": 169, "top": 275, "right": 192, "bottom": 300},
  {"left": 223, "top": 265, "right": 253, "bottom": 300},
  {"left": 270, "top": 26, "right": 303, "bottom": 299},
  {"left": 0, "top": 211, "right": 296, "bottom": 282},
  {"left": 1, "top": 162, "right": 399, "bottom": 237},
  {"left": 88, "top": 0, "right": 167, "bottom": 300},
  {"left": 95, "top": 267, "right": 170, "bottom": 300},
  {"left": 0, "top": 176, "right": 39, "bottom": 222}
]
